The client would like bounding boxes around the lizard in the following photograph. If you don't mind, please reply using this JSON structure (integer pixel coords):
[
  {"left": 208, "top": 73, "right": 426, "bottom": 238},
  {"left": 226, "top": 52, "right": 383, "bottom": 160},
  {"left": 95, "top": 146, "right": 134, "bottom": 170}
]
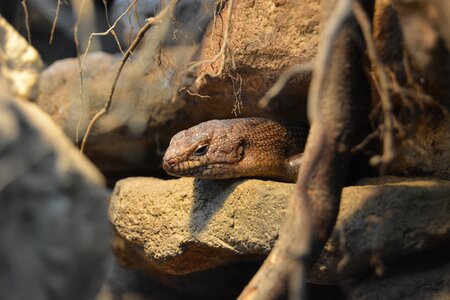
[{"left": 162, "top": 117, "right": 308, "bottom": 182}]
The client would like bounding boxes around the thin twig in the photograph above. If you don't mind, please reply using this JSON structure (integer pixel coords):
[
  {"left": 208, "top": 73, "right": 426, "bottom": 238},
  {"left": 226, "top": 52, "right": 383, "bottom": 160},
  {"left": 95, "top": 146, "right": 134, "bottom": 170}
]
[
  {"left": 353, "top": 2, "right": 395, "bottom": 172},
  {"left": 189, "top": 0, "right": 234, "bottom": 86},
  {"left": 80, "top": 0, "right": 137, "bottom": 71},
  {"left": 21, "top": 0, "right": 31, "bottom": 44},
  {"left": 168, "top": 0, "right": 227, "bottom": 103},
  {"left": 181, "top": 87, "right": 212, "bottom": 99},
  {"left": 351, "top": 128, "right": 380, "bottom": 152},
  {"left": 80, "top": 0, "right": 178, "bottom": 153},
  {"left": 259, "top": 62, "right": 314, "bottom": 109},
  {"left": 73, "top": 0, "right": 88, "bottom": 145},
  {"left": 230, "top": 72, "right": 242, "bottom": 116},
  {"left": 49, "top": 0, "right": 62, "bottom": 44},
  {"left": 102, "top": 0, "right": 125, "bottom": 54}
]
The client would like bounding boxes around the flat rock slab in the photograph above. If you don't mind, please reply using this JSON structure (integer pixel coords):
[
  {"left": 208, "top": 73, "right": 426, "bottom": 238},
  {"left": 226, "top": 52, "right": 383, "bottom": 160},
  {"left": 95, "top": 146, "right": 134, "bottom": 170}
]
[
  {"left": 109, "top": 176, "right": 450, "bottom": 284},
  {"left": 110, "top": 178, "right": 290, "bottom": 275}
]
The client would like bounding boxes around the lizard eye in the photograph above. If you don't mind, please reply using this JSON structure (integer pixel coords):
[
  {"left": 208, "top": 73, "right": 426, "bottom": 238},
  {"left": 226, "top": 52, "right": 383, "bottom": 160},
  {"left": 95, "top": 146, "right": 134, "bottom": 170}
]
[{"left": 193, "top": 145, "right": 208, "bottom": 156}]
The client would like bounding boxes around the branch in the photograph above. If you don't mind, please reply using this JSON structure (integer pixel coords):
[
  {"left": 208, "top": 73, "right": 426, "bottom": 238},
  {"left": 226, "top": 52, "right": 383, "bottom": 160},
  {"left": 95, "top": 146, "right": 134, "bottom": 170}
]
[
  {"left": 21, "top": 0, "right": 31, "bottom": 44},
  {"left": 258, "top": 62, "right": 313, "bottom": 109},
  {"left": 49, "top": 0, "right": 62, "bottom": 44},
  {"left": 80, "top": 0, "right": 179, "bottom": 153},
  {"left": 239, "top": 1, "right": 357, "bottom": 299},
  {"left": 188, "top": 0, "right": 234, "bottom": 87},
  {"left": 352, "top": 2, "right": 395, "bottom": 173}
]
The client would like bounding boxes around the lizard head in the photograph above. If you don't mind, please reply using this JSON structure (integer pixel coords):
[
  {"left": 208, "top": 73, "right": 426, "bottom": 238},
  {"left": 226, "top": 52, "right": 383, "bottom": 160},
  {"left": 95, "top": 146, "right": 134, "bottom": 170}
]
[{"left": 162, "top": 119, "right": 246, "bottom": 179}]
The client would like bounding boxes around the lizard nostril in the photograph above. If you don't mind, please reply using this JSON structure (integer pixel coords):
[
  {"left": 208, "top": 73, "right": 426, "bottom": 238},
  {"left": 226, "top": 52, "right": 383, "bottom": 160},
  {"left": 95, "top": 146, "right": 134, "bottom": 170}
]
[{"left": 163, "top": 158, "right": 177, "bottom": 170}]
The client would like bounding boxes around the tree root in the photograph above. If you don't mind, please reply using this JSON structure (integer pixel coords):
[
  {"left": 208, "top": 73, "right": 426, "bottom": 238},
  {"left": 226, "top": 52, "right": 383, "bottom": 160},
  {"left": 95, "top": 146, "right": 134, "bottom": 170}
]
[{"left": 239, "top": 1, "right": 374, "bottom": 299}]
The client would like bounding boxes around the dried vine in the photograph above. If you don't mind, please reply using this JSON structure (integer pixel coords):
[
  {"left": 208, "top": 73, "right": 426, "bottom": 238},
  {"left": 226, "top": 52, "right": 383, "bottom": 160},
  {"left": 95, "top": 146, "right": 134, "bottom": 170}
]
[{"left": 80, "top": 0, "right": 179, "bottom": 153}]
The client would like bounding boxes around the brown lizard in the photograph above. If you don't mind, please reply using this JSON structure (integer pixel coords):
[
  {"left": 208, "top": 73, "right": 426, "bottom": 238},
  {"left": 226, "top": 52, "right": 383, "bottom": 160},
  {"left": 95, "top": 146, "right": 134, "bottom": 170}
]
[{"left": 163, "top": 118, "right": 308, "bottom": 182}]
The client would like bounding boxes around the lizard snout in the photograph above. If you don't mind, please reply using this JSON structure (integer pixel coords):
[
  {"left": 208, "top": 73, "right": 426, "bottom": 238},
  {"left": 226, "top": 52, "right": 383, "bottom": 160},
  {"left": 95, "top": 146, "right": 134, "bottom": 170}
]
[{"left": 162, "top": 158, "right": 177, "bottom": 171}]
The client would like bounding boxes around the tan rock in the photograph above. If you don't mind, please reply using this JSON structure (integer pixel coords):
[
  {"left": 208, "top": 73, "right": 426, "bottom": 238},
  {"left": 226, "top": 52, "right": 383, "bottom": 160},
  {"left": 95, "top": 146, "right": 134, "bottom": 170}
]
[
  {"left": 192, "top": 0, "right": 320, "bottom": 121},
  {"left": 372, "top": 0, "right": 450, "bottom": 182},
  {"left": 0, "top": 16, "right": 43, "bottom": 100},
  {"left": 109, "top": 176, "right": 450, "bottom": 284},
  {"left": 109, "top": 178, "right": 290, "bottom": 275},
  {"left": 36, "top": 51, "right": 194, "bottom": 178}
]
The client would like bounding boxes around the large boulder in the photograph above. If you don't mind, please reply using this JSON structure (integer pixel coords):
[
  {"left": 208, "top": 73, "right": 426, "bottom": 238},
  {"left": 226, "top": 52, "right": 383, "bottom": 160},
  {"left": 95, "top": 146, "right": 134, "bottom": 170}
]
[
  {"left": 0, "top": 92, "right": 110, "bottom": 300},
  {"left": 109, "top": 176, "right": 450, "bottom": 285}
]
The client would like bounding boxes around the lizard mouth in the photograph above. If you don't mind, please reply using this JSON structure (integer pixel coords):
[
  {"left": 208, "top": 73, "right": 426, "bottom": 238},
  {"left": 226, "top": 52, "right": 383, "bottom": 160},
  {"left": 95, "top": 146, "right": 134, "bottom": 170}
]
[{"left": 163, "top": 159, "right": 233, "bottom": 178}]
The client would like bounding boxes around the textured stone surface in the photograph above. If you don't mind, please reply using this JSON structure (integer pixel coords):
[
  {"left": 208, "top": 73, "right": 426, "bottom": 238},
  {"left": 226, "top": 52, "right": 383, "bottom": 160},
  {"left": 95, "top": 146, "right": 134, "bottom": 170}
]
[
  {"left": 109, "top": 176, "right": 450, "bottom": 284},
  {"left": 0, "top": 91, "right": 110, "bottom": 300},
  {"left": 192, "top": 0, "right": 320, "bottom": 121},
  {"left": 109, "top": 177, "right": 289, "bottom": 275},
  {"left": 387, "top": 117, "right": 450, "bottom": 180},
  {"left": 321, "top": 176, "right": 450, "bottom": 283}
]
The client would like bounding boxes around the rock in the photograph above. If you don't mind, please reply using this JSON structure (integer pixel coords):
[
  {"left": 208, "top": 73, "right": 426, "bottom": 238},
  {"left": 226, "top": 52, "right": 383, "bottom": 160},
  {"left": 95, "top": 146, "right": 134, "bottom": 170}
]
[
  {"left": 36, "top": 51, "right": 194, "bottom": 180},
  {"left": 387, "top": 116, "right": 450, "bottom": 180},
  {"left": 109, "top": 177, "right": 289, "bottom": 275},
  {"left": 393, "top": 0, "right": 450, "bottom": 107},
  {"left": 98, "top": 256, "right": 193, "bottom": 300},
  {"left": 109, "top": 176, "right": 450, "bottom": 285},
  {"left": 0, "top": 15, "right": 43, "bottom": 100},
  {"left": 191, "top": 0, "right": 319, "bottom": 121},
  {"left": 348, "top": 248, "right": 450, "bottom": 300},
  {"left": 0, "top": 91, "right": 110, "bottom": 299},
  {"left": 318, "top": 176, "right": 450, "bottom": 283}
]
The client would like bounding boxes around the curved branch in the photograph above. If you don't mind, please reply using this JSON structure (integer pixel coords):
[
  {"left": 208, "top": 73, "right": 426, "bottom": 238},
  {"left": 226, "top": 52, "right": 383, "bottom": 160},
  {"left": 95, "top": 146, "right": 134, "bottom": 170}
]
[
  {"left": 239, "top": 1, "right": 375, "bottom": 299},
  {"left": 80, "top": 0, "right": 179, "bottom": 153}
]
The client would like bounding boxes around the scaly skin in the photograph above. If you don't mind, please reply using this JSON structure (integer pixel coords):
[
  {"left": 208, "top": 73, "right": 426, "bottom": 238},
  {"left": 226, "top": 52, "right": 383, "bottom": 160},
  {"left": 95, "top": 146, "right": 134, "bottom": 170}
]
[{"left": 162, "top": 118, "right": 308, "bottom": 182}]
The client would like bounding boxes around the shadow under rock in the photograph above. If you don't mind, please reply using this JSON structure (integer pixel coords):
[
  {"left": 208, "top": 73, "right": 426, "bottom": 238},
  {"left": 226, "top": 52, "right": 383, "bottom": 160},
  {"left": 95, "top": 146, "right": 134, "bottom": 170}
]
[
  {"left": 101, "top": 254, "right": 263, "bottom": 300},
  {"left": 337, "top": 178, "right": 450, "bottom": 281},
  {"left": 189, "top": 178, "right": 244, "bottom": 234}
]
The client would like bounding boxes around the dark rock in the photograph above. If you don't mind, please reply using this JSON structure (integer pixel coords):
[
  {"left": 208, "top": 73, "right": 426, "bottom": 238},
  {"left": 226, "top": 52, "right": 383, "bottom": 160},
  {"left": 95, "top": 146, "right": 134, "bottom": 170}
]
[
  {"left": 348, "top": 247, "right": 450, "bottom": 300},
  {"left": 0, "top": 92, "right": 110, "bottom": 300}
]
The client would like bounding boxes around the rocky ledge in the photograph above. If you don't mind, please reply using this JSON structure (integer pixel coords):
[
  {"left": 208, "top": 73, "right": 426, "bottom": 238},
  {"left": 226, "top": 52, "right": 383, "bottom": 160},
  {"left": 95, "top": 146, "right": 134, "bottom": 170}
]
[{"left": 109, "top": 176, "right": 450, "bottom": 288}]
